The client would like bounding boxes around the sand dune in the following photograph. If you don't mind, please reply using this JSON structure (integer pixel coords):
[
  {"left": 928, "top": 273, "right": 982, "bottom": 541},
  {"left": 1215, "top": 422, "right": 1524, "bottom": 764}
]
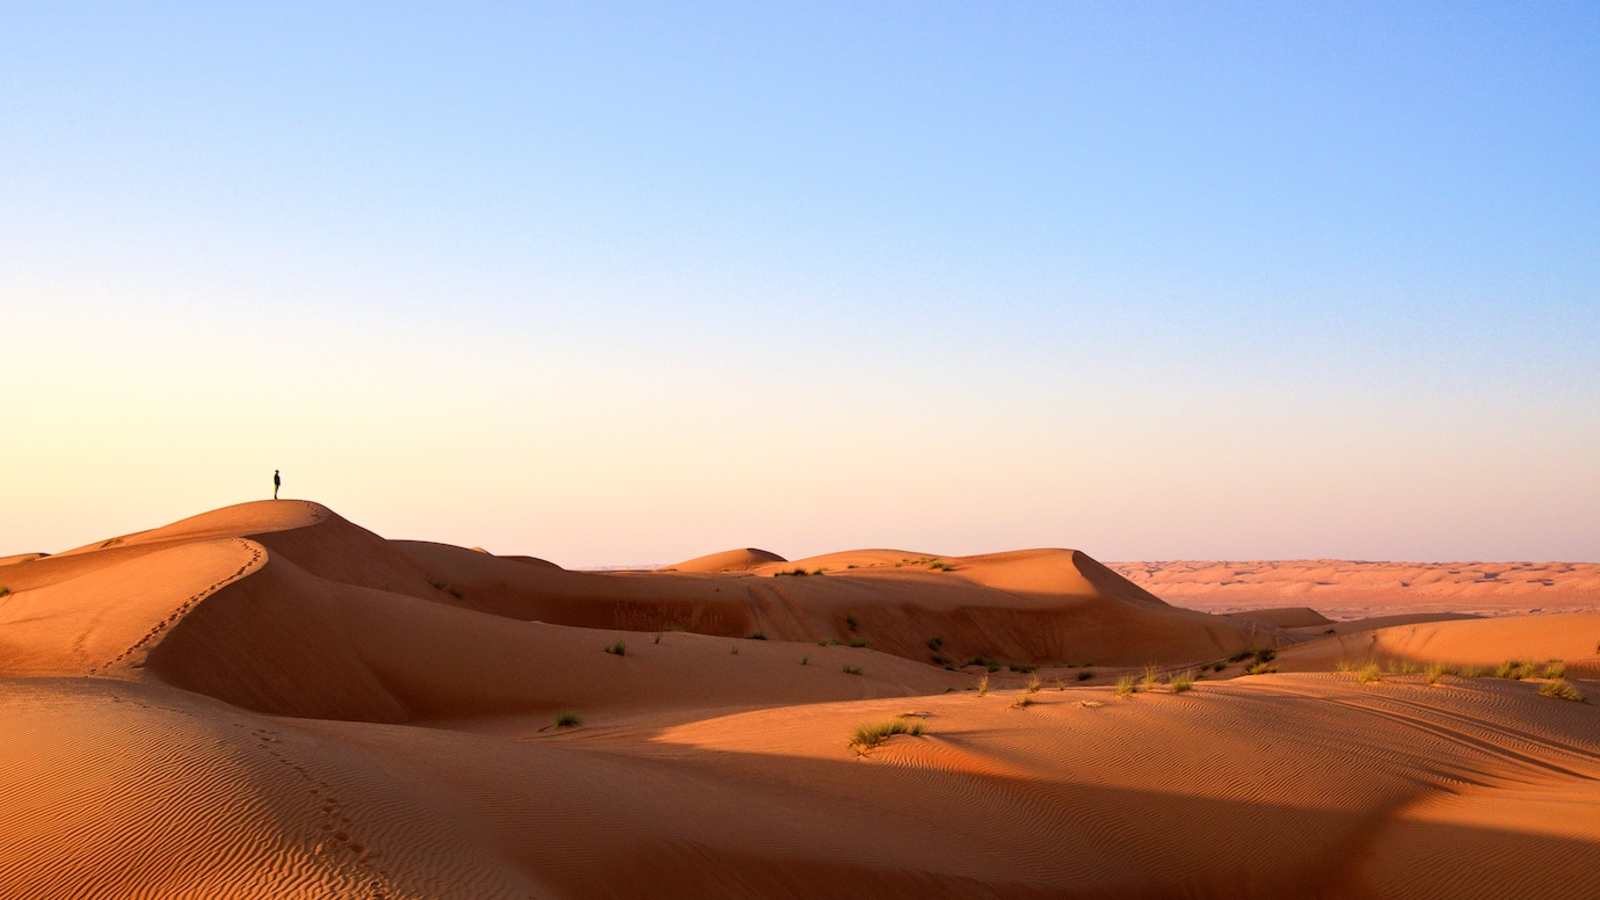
[
  {"left": 1, "top": 500, "right": 1596, "bottom": 898},
  {"left": 1113, "top": 559, "right": 1600, "bottom": 619},
  {"left": 665, "top": 547, "right": 786, "bottom": 572}
]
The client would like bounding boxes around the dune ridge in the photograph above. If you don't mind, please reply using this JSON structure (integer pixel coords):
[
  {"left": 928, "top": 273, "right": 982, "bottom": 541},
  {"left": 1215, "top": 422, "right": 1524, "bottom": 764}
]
[{"left": 1, "top": 500, "right": 1596, "bottom": 898}]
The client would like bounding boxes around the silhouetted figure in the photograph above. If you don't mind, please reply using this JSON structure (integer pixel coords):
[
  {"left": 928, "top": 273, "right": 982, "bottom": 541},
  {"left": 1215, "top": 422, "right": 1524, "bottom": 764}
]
[{"left": 273, "top": 469, "right": 281, "bottom": 500}]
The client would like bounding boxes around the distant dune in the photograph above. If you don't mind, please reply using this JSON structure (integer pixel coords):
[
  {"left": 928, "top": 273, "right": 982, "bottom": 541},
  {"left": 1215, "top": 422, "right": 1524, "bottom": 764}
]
[
  {"left": 1112, "top": 559, "right": 1600, "bottom": 618},
  {"left": 1, "top": 501, "right": 1597, "bottom": 898},
  {"left": 664, "top": 546, "right": 786, "bottom": 572}
]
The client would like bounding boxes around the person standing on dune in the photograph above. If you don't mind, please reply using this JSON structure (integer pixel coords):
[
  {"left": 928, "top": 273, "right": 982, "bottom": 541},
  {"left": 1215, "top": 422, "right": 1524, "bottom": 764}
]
[{"left": 273, "top": 469, "right": 281, "bottom": 500}]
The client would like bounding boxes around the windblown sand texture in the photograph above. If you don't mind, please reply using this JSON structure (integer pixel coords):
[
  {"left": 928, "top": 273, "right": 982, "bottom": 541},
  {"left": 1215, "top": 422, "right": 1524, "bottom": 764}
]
[{"left": 2, "top": 501, "right": 1596, "bottom": 898}]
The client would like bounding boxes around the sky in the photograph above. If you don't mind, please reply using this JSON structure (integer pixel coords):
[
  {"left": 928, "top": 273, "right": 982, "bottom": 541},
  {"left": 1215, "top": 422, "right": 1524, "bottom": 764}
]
[{"left": 3, "top": 2, "right": 1597, "bottom": 566}]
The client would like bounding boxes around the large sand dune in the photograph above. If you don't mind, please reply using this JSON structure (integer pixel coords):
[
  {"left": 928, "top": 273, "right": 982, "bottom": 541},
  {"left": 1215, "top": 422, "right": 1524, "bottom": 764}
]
[{"left": 1, "top": 500, "right": 1596, "bottom": 898}]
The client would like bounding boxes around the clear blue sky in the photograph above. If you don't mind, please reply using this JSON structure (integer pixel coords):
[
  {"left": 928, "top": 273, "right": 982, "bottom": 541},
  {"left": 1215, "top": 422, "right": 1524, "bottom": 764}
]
[{"left": 5, "top": 2, "right": 1597, "bottom": 564}]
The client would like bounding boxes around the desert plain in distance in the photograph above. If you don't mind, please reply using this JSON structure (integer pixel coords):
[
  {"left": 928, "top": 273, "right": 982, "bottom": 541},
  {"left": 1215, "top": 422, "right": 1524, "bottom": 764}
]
[{"left": 1, "top": 500, "right": 1596, "bottom": 898}]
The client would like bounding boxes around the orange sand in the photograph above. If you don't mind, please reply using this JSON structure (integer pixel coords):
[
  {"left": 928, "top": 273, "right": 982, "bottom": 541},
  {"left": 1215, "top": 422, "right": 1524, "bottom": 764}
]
[{"left": 1, "top": 501, "right": 1596, "bottom": 898}]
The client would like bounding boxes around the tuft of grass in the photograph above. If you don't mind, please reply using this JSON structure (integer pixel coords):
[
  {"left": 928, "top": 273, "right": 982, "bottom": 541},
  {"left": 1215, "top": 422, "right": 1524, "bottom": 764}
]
[
  {"left": 928, "top": 560, "right": 955, "bottom": 571},
  {"left": 845, "top": 615, "right": 859, "bottom": 631},
  {"left": 774, "top": 567, "right": 811, "bottom": 577},
  {"left": 1356, "top": 662, "right": 1382, "bottom": 684},
  {"left": 654, "top": 632, "right": 663, "bottom": 644},
  {"left": 1254, "top": 648, "right": 1277, "bottom": 663},
  {"left": 1538, "top": 679, "right": 1585, "bottom": 703},
  {"left": 1211, "top": 661, "right": 1227, "bottom": 672},
  {"left": 800, "top": 656, "right": 809, "bottom": 666},
  {"left": 926, "top": 636, "right": 944, "bottom": 651},
  {"left": 849, "top": 718, "right": 925, "bottom": 751},
  {"left": 1424, "top": 662, "right": 1447, "bottom": 685},
  {"left": 1168, "top": 670, "right": 1195, "bottom": 693},
  {"left": 1114, "top": 675, "right": 1137, "bottom": 697},
  {"left": 602, "top": 641, "right": 626, "bottom": 656},
  {"left": 1024, "top": 674, "right": 1042, "bottom": 693},
  {"left": 812, "top": 569, "right": 824, "bottom": 576},
  {"left": 976, "top": 673, "right": 990, "bottom": 696},
  {"left": 1386, "top": 659, "right": 1421, "bottom": 675},
  {"left": 730, "top": 645, "right": 739, "bottom": 655},
  {"left": 1334, "top": 659, "right": 1354, "bottom": 673},
  {"left": 847, "top": 638, "right": 869, "bottom": 649},
  {"left": 1495, "top": 659, "right": 1536, "bottom": 680},
  {"left": 1076, "top": 670, "right": 1094, "bottom": 682},
  {"left": 1139, "top": 665, "right": 1161, "bottom": 691},
  {"left": 1245, "top": 661, "right": 1278, "bottom": 676},
  {"left": 554, "top": 712, "right": 582, "bottom": 728},
  {"left": 1542, "top": 660, "right": 1567, "bottom": 679},
  {"left": 930, "top": 654, "right": 950, "bottom": 666},
  {"left": 1010, "top": 695, "right": 1035, "bottom": 709},
  {"left": 842, "top": 665, "right": 864, "bottom": 676}
]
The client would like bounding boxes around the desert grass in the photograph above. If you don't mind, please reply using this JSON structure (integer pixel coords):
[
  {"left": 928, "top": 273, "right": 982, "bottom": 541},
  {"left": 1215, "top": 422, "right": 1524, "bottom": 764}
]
[
  {"left": 602, "top": 641, "right": 626, "bottom": 657},
  {"left": 1024, "top": 674, "right": 1042, "bottom": 693},
  {"left": 928, "top": 560, "right": 955, "bottom": 571},
  {"left": 554, "top": 712, "right": 582, "bottom": 728},
  {"left": 849, "top": 718, "right": 925, "bottom": 751},
  {"left": 1356, "top": 662, "right": 1382, "bottom": 684},
  {"left": 845, "top": 615, "right": 859, "bottom": 631},
  {"left": 848, "top": 638, "right": 869, "bottom": 648},
  {"left": 1010, "top": 695, "right": 1035, "bottom": 709},
  {"left": 1494, "top": 659, "right": 1536, "bottom": 680},
  {"left": 977, "top": 673, "right": 990, "bottom": 696},
  {"left": 1168, "top": 670, "right": 1195, "bottom": 693},
  {"left": 1115, "top": 675, "right": 1137, "bottom": 698},
  {"left": 1538, "top": 679, "right": 1585, "bottom": 703},
  {"left": 653, "top": 632, "right": 663, "bottom": 644},
  {"left": 1244, "top": 661, "right": 1278, "bottom": 676},
  {"left": 1424, "top": 662, "right": 1447, "bottom": 685},
  {"left": 1077, "top": 670, "right": 1094, "bottom": 681},
  {"left": 842, "top": 665, "right": 863, "bottom": 676},
  {"left": 1139, "top": 665, "right": 1161, "bottom": 691},
  {"left": 730, "top": 645, "right": 739, "bottom": 655},
  {"left": 800, "top": 656, "right": 809, "bottom": 666},
  {"left": 1542, "top": 660, "right": 1567, "bottom": 679},
  {"left": 1334, "top": 659, "right": 1354, "bottom": 673}
]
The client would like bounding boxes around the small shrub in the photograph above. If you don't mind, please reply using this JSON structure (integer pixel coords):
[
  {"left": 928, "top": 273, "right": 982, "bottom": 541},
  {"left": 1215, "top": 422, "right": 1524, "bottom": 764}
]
[
  {"left": 554, "top": 712, "right": 582, "bottom": 728},
  {"left": 845, "top": 615, "right": 859, "bottom": 631},
  {"left": 1227, "top": 650, "right": 1254, "bottom": 664},
  {"left": 1010, "top": 695, "right": 1035, "bottom": 709},
  {"left": 1115, "top": 675, "right": 1136, "bottom": 697},
  {"left": 1495, "top": 659, "right": 1535, "bottom": 680},
  {"left": 1211, "top": 661, "right": 1226, "bottom": 672},
  {"left": 1245, "top": 661, "right": 1278, "bottom": 676},
  {"left": 775, "top": 568, "right": 811, "bottom": 577},
  {"left": 811, "top": 568, "right": 824, "bottom": 576},
  {"left": 928, "top": 560, "right": 954, "bottom": 571},
  {"left": 800, "top": 656, "right": 809, "bottom": 666},
  {"left": 747, "top": 632, "right": 767, "bottom": 640},
  {"left": 730, "top": 645, "right": 739, "bottom": 655},
  {"left": 1168, "top": 670, "right": 1194, "bottom": 693},
  {"left": 1139, "top": 665, "right": 1161, "bottom": 691},
  {"left": 1076, "top": 670, "right": 1094, "bottom": 682},
  {"left": 1025, "top": 674, "right": 1042, "bottom": 693},
  {"left": 986, "top": 662, "right": 1001, "bottom": 673},
  {"left": 930, "top": 654, "right": 950, "bottom": 666},
  {"left": 603, "top": 641, "right": 626, "bottom": 656},
  {"left": 1538, "top": 679, "right": 1585, "bottom": 703},
  {"left": 654, "top": 632, "right": 663, "bottom": 644},
  {"left": 1254, "top": 648, "right": 1277, "bottom": 663},
  {"left": 1356, "top": 663, "right": 1382, "bottom": 684},
  {"left": 849, "top": 718, "right": 924, "bottom": 751},
  {"left": 977, "top": 673, "right": 990, "bottom": 696},
  {"left": 848, "top": 638, "right": 869, "bottom": 649},
  {"left": 842, "top": 665, "right": 863, "bottom": 676},
  {"left": 1424, "top": 662, "right": 1446, "bottom": 685},
  {"left": 1334, "top": 659, "right": 1354, "bottom": 673},
  {"left": 1009, "top": 663, "right": 1037, "bottom": 674},
  {"left": 1542, "top": 660, "right": 1566, "bottom": 679},
  {"left": 0, "top": 586, "right": 9, "bottom": 599},
  {"left": 926, "top": 637, "right": 944, "bottom": 651}
]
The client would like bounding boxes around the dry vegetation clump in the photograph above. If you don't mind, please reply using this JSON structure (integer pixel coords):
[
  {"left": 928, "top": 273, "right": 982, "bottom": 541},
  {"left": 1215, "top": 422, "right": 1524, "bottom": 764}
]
[
  {"left": 1168, "top": 670, "right": 1195, "bottom": 693},
  {"left": 976, "top": 673, "right": 990, "bottom": 696},
  {"left": 1010, "top": 695, "right": 1035, "bottom": 709},
  {"left": 849, "top": 718, "right": 925, "bottom": 752},
  {"left": 1244, "top": 661, "right": 1278, "bottom": 676},
  {"left": 1495, "top": 659, "right": 1537, "bottom": 680},
  {"left": 1077, "top": 670, "right": 1094, "bottom": 682},
  {"left": 1542, "top": 660, "right": 1567, "bottom": 679},
  {"left": 1115, "top": 675, "right": 1137, "bottom": 698},
  {"left": 1025, "top": 674, "right": 1042, "bottom": 694},
  {"left": 602, "top": 641, "right": 626, "bottom": 656},
  {"left": 842, "top": 665, "right": 863, "bottom": 676},
  {"left": 1424, "top": 662, "right": 1447, "bottom": 685},
  {"left": 1139, "top": 665, "right": 1161, "bottom": 691},
  {"left": 554, "top": 712, "right": 582, "bottom": 728},
  {"left": 1356, "top": 662, "right": 1382, "bottom": 684},
  {"left": 1538, "top": 679, "right": 1584, "bottom": 703}
]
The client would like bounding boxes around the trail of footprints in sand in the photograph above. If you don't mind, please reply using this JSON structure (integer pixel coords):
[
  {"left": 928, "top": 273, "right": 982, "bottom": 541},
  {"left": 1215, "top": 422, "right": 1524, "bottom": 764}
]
[
  {"left": 235, "top": 722, "right": 395, "bottom": 899},
  {"left": 88, "top": 539, "right": 264, "bottom": 675}
]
